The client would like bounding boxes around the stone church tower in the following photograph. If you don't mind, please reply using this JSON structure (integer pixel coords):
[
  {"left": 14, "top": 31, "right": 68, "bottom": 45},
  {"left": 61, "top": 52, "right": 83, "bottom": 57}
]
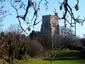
[{"left": 41, "top": 13, "right": 59, "bottom": 38}]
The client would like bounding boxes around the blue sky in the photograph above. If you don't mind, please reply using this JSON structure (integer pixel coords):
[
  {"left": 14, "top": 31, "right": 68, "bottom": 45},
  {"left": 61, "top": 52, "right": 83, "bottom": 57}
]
[{"left": 1, "top": 0, "right": 85, "bottom": 37}]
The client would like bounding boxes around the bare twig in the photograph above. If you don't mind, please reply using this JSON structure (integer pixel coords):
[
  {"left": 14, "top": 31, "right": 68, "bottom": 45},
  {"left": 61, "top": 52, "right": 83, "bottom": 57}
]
[
  {"left": 10, "top": 0, "right": 28, "bottom": 34},
  {"left": 17, "top": 0, "right": 34, "bottom": 21},
  {"left": 44, "top": 0, "right": 49, "bottom": 10},
  {"left": 59, "top": 0, "right": 85, "bottom": 35}
]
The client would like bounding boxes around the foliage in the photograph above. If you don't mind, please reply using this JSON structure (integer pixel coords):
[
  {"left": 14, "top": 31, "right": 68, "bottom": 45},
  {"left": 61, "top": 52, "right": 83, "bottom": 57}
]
[
  {"left": 41, "top": 35, "right": 52, "bottom": 49},
  {"left": 26, "top": 39, "right": 44, "bottom": 57},
  {"left": 0, "top": 0, "right": 85, "bottom": 64},
  {"left": 0, "top": 31, "right": 44, "bottom": 62},
  {"left": 29, "top": 31, "right": 52, "bottom": 49},
  {"left": 80, "top": 38, "right": 85, "bottom": 47},
  {"left": 52, "top": 26, "right": 83, "bottom": 49},
  {"left": 0, "top": 59, "right": 8, "bottom": 64}
]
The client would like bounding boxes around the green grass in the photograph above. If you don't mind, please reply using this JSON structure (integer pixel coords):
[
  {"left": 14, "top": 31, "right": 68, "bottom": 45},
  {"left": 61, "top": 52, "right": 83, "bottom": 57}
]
[
  {"left": 52, "top": 49, "right": 80, "bottom": 54},
  {"left": 51, "top": 49, "right": 85, "bottom": 60},
  {"left": 14, "top": 59, "right": 85, "bottom": 64},
  {"left": 0, "top": 49, "right": 85, "bottom": 64},
  {"left": 0, "top": 59, "right": 85, "bottom": 64}
]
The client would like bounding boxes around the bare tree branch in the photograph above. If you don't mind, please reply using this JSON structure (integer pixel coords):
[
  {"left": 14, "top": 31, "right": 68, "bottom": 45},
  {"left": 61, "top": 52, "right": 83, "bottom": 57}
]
[
  {"left": 10, "top": 0, "right": 28, "bottom": 34},
  {"left": 58, "top": 0, "right": 85, "bottom": 35}
]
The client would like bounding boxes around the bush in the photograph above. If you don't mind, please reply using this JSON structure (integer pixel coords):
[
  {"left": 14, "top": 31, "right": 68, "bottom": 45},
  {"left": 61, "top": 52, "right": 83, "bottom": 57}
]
[{"left": 26, "top": 39, "right": 43, "bottom": 57}]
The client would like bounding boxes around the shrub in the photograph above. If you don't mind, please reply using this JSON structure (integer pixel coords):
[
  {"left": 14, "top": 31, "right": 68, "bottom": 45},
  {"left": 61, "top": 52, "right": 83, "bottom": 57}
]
[{"left": 26, "top": 39, "right": 43, "bottom": 57}]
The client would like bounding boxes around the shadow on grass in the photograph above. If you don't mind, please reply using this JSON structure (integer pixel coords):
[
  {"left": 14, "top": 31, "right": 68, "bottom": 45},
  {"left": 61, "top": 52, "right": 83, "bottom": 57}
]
[
  {"left": 56, "top": 51, "right": 85, "bottom": 60},
  {"left": 45, "top": 51, "right": 85, "bottom": 60}
]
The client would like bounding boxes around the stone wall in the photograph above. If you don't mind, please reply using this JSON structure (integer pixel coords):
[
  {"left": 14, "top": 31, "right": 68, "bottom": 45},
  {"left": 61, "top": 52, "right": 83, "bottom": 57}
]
[{"left": 41, "top": 13, "right": 59, "bottom": 38}]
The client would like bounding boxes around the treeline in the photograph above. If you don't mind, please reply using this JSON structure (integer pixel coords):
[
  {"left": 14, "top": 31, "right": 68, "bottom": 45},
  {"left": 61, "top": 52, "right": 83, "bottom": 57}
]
[
  {"left": 0, "top": 31, "right": 43, "bottom": 61},
  {"left": 0, "top": 30, "right": 85, "bottom": 62}
]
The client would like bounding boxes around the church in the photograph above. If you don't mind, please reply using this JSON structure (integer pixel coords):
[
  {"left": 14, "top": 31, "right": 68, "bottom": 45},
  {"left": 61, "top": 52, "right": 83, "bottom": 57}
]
[
  {"left": 30, "top": 13, "right": 60, "bottom": 48},
  {"left": 41, "top": 13, "right": 59, "bottom": 38}
]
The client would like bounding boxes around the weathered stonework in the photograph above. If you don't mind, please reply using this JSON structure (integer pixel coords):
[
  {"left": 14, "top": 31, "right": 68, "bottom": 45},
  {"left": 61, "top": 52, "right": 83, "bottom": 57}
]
[
  {"left": 41, "top": 13, "right": 59, "bottom": 38},
  {"left": 41, "top": 13, "right": 60, "bottom": 48}
]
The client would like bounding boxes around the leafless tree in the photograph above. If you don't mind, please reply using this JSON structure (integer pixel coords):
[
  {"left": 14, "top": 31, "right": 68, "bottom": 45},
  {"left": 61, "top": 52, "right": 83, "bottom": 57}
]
[
  {"left": 6, "top": 24, "right": 22, "bottom": 34},
  {"left": 58, "top": 0, "right": 85, "bottom": 35},
  {"left": 0, "top": 0, "right": 85, "bottom": 64},
  {"left": 0, "top": 0, "right": 11, "bottom": 32},
  {"left": 9, "top": 0, "right": 48, "bottom": 34},
  {"left": 60, "top": 26, "right": 74, "bottom": 37},
  {"left": 0, "top": 0, "right": 84, "bottom": 35}
]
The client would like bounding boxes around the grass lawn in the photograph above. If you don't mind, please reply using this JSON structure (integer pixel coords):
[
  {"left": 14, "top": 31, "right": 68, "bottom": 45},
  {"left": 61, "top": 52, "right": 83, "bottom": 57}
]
[
  {"left": 52, "top": 49, "right": 85, "bottom": 60},
  {"left": 14, "top": 59, "right": 85, "bottom": 64},
  {"left": 0, "top": 49, "right": 85, "bottom": 64}
]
